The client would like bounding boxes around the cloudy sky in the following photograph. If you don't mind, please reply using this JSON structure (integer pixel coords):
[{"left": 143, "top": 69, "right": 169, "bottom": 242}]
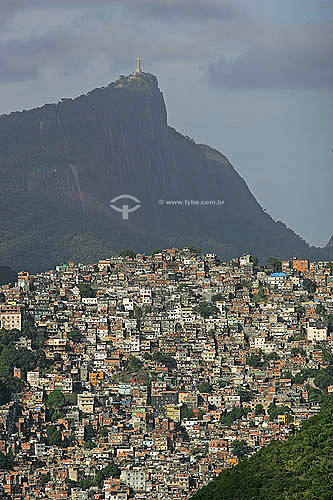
[{"left": 1, "top": 0, "right": 332, "bottom": 246}]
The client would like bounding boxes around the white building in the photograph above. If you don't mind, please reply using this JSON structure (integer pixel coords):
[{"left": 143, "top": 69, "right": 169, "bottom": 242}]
[
  {"left": 121, "top": 469, "right": 146, "bottom": 491},
  {"left": 306, "top": 321, "right": 327, "bottom": 342}
]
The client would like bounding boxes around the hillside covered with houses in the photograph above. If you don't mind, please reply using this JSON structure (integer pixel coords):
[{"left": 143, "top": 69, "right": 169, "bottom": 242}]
[{"left": 0, "top": 248, "right": 333, "bottom": 499}]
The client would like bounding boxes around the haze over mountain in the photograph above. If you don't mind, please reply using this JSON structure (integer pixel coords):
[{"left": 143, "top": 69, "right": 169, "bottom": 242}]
[{"left": 0, "top": 70, "right": 332, "bottom": 272}]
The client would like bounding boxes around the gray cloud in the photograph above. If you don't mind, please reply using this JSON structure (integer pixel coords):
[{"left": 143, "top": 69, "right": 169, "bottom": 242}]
[
  {"left": 0, "top": 0, "right": 246, "bottom": 85},
  {"left": 0, "top": 0, "right": 243, "bottom": 28},
  {"left": 0, "top": 23, "right": 209, "bottom": 85},
  {"left": 1, "top": 1, "right": 332, "bottom": 94},
  {"left": 0, "top": 32, "right": 90, "bottom": 84},
  {"left": 0, "top": 0, "right": 116, "bottom": 30},
  {"left": 207, "top": 25, "right": 333, "bottom": 90},
  {"left": 115, "top": 0, "right": 243, "bottom": 22}
]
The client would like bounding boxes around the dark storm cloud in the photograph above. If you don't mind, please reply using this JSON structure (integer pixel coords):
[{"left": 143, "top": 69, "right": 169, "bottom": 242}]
[{"left": 207, "top": 25, "right": 333, "bottom": 90}]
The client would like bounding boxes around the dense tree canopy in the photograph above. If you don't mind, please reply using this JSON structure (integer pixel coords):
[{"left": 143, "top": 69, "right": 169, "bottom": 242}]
[
  {"left": 267, "top": 257, "right": 282, "bottom": 272},
  {"left": 220, "top": 407, "right": 249, "bottom": 426},
  {"left": 119, "top": 248, "right": 136, "bottom": 258},
  {"left": 198, "top": 381, "right": 213, "bottom": 394},
  {"left": 67, "top": 329, "right": 82, "bottom": 343},
  {"left": 231, "top": 440, "right": 253, "bottom": 461},
  {"left": 46, "top": 425, "right": 62, "bottom": 446},
  {"left": 194, "top": 301, "right": 219, "bottom": 319},
  {"left": 152, "top": 351, "right": 177, "bottom": 371},
  {"left": 77, "top": 283, "right": 96, "bottom": 298},
  {"left": 302, "top": 278, "right": 316, "bottom": 294},
  {"left": 0, "top": 451, "right": 14, "bottom": 470},
  {"left": 47, "top": 390, "right": 66, "bottom": 410}
]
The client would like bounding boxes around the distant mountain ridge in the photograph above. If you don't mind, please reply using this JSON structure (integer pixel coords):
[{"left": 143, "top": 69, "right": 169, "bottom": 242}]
[{"left": 0, "top": 70, "right": 331, "bottom": 271}]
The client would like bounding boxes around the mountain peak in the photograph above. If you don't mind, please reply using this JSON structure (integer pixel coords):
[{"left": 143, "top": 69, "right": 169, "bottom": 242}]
[{"left": 110, "top": 71, "right": 160, "bottom": 95}]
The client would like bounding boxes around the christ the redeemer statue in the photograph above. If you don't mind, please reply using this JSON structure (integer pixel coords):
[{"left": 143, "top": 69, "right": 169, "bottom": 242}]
[{"left": 136, "top": 56, "right": 143, "bottom": 73}]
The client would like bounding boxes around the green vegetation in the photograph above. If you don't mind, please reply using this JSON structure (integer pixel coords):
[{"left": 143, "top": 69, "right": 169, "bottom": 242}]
[
  {"left": 194, "top": 301, "right": 219, "bottom": 319},
  {"left": 251, "top": 255, "right": 258, "bottom": 266},
  {"left": 84, "top": 423, "right": 97, "bottom": 443},
  {"left": 98, "top": 426, "right": 108, "bottom": 438},
  {"left": 67, "top": 328, "right": 82, "bottom": 343},
  {"left": 0, "top": 450, "right": 14, "bottom": 470},
  {"left": 46, "top": 389, "right": 76, "bottom": 421},
  {"left": 0, "top": 345, "right": 41, "bottom": 377},
  {"left": 83, "top": 424, "right": 98, "bottom": 449},
  {"left": 291, "top": 347, "right": 306, "bottom": 357},
  {"left": 247, "top": 351, "right": 278, "bottom": 369},
  {"left": 252, "top": 287, "right": 266, "bottom": 303},
  {"left": 73, "top": 463, "right": 120, "bottom": 490},
  {"left": 325, "top": 314, "right": 333, "bottom": 333},
  {"left": 191, "top": 396, "right": 333, "bottom": 500},
  {"left": 247, "top": 353, "right": 264, "bottom": 368},
  {"left": 186, "top": 246, "right": 202, "bottom": 256},
  {"left": 267, "top": 402, "right": 291, "bottom": 421},
  {"left": 152, "top": 351, "right": 177, "bottom": 371},
  {"left": 211, "top": 293, "right": 223, "bottom": 303},
  {"left": 315, "top": 303, "right": 326, "bottom": 315},
  {"left": 291, "top": 368, "right": 314, "bottom": 385},
  {"left": 112, "top": 356, "right": 154, "bottom": 386},
  {"left": 119, "top": 248, "right": 136, "bottom": 258},
  {"left": 220, "top": 407, "right": 249, "bottom": 426},
  {"left": 302, "top": 278, "right": 316, "bottom": 294},
  {"left": 0, "top": 326, "right": 47, "bottom": 380},
  {"left": 126, "top": 355, "right": 143, "bottom": 372},
  {"left": 267, "top": 257, "right": 282, "bottom": 272},
  {"left": 0, "top": 322, "right": 48, "bottom": 403},
  {"left": 231, "top": 440, "right": 253, "bottom": 461},
  {"left": 295, "top": 305, "right": 305, "bottom": 317},
  {"left": 254, "top": 404, "right": 265, "bottom": 416},
  {"left": 77, "top": 283, "right": 96, "bottom": 298},
  {"left": 314, "top": 364, "right": 333, "bottom": 390},
  {"left": 39, "top": 472, "right": 50, "bottom": 485},
  {"left": 238, "top": 389, "right": 253, "bottom": 403},
  {"left": 151, "top": 248, "right": 162, "bottom": 255},
  {"left": 46, "top": 425, "right": 62, "bottom": 446},
  {"left": 134, "top": 306, "right": 142, "bottom": 319},
  {"left": 0, "top": 377, "right": 23, "bottom": 405},
  {"left": 181, "top": 404, "right": 195, "bottom": 420},
  {"left": 47, "top": 390, "right": 66, "bottom": 410},
  {"left": 198, "top": 381, "right": 213, "bottom": 394},
  {"left": 191, "top": 445, "right": 208, "bottom": 456}
]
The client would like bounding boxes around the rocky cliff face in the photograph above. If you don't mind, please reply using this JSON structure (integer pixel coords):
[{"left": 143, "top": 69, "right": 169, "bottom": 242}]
[{"left": 0, "top": 71, "right": 331, "bottom": 271}]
